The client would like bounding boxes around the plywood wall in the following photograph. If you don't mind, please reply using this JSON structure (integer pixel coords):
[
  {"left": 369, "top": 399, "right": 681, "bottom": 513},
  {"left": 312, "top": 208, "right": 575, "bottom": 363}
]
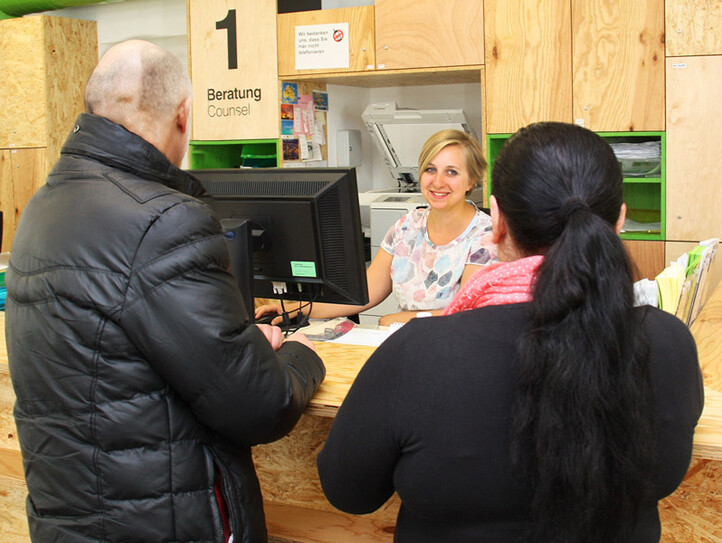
[
  {"left": 375, "top": 0, "right": 484, "bottom": 69},
  {"left": 42, "top": 16, "right": 99, "bottom": 168},
  {"left": 572, "top": 0, "right": 665, "bottom": 131},
  {"left": 666, "top": 0, "right": 722, "bottom": 56},
  {"left": 666, "top": 55, "right": 722, "bottom": 242},
  {"left": 277, "top": 6, "right": 375, "bottom": 76},
  {"left": 0, "top": 17, "right": 49, "bottom": 149},
  {"left": 0, "top": 15, "right": 97, "bottom": 252},
  {"left": 484, "top": 0, "right": 572, "bottom": 133},
  {"left": 0, "top": 148, "right": 47, "bottom": 252}
]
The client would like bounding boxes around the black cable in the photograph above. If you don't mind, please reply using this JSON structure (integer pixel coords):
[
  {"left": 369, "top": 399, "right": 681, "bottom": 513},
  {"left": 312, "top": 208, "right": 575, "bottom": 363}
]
[{"left": 278, "top": 297, "right": 315, "bottom": 337}]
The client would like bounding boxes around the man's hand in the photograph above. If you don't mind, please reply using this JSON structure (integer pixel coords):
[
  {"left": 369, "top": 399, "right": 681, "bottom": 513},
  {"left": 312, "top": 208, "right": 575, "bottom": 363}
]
[
  {"left": 256, "top": 325, "right": 317, "bottom": 353},
  {"left": 256, "top": 324, "right": 284, "bottom": 350},
  {"left": 284, "top": 332, "right": 317, "bottom": 352}
]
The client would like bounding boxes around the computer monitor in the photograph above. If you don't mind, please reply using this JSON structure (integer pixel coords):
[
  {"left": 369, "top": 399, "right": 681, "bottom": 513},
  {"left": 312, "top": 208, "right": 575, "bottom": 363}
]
[{"left": 190, "top": 167, "right": 369, "bottom": 321}]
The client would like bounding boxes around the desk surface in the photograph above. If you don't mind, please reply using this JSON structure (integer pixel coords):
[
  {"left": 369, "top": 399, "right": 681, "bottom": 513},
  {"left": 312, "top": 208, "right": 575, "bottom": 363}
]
[
  {"left": 688, "top": 281, "right": 722, "bottom": 459},
  {"left": 312, "top": 283, "right": 722, "bottom": 460},
  {"left": 1, "top": 284, "right": 722, "bottom": 458},
  {"left": 309, "top": 342, "right": 376, "bottom": 416}
]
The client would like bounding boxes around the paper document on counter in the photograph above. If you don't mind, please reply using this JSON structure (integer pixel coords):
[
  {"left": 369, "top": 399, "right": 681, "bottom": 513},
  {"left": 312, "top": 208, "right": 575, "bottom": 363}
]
[{"left": 329, "top": 327, "right": 395, "bottom": 347}]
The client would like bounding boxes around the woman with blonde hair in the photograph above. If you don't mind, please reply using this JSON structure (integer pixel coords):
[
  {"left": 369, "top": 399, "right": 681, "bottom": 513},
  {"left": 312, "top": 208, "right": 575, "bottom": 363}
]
[{"left": 256, "top": 129, "right": 494, "bottom": 326}]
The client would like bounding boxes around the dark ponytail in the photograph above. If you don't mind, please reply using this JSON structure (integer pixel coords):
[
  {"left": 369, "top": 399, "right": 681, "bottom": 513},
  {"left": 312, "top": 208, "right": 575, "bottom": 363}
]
[{"left": 493, "top": 123, "right": 655, "bottom": 542}]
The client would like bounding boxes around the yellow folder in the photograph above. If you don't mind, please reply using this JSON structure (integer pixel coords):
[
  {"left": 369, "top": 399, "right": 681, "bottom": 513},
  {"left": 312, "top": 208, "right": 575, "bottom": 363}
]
[{"left": 656, "top": 263, "right": 686, "bottom": 314}]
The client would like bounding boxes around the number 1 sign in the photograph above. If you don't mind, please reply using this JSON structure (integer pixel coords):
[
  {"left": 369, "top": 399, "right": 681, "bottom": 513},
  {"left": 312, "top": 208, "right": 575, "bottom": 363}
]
[{"left": 187, "top": 0, "right": 279, "bottom": 140}]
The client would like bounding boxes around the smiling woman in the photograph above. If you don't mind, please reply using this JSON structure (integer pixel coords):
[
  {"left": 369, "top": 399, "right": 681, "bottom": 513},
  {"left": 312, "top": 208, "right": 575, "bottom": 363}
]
[{"left": 255, "top": 129, "right": 497, "bottom": 326}]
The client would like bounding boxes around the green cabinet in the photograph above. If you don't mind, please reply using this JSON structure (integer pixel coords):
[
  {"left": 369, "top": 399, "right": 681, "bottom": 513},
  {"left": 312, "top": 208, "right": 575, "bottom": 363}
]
[
  {"left": 486, "top": 131, "right": 665, "bottom": 241},
  {"left": 188, "top": 139, "right": 279, "bottom": 169}
]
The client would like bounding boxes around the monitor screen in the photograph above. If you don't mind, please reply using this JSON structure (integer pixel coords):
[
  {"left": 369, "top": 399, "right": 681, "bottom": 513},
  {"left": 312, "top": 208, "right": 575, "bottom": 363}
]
[{"left": 190, "top": 167, "right": 369, "bottom": 318}]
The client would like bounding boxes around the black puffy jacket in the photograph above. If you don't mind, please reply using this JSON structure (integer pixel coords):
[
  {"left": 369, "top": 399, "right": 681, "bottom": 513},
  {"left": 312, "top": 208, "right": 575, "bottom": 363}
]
[{"left": 6, "top": 113, "right": 325, "bottom": 543}]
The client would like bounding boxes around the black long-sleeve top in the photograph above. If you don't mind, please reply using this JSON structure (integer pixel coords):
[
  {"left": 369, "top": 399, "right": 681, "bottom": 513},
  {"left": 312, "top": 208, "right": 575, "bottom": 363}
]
[{"left": 318, "top": 303, "right": 703, "bottom": 542}]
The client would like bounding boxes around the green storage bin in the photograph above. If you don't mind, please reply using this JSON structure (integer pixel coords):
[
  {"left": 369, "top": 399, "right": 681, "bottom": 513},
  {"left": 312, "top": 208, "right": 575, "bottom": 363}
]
[
  {"left": 189, "top": 143, "right": 244, "bottom": 169},
  {"left": 241, "top": 142, "right": 278, "bottom": 168},
  {"left": 189, "top": 140, "right": 279, "bottom": 169}
]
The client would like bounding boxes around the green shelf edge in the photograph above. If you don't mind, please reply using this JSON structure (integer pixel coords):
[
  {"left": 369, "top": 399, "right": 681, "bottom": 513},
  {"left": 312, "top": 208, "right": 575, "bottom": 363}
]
[{"left": 486, "top": 131, "right": 666, "bottom": 241}]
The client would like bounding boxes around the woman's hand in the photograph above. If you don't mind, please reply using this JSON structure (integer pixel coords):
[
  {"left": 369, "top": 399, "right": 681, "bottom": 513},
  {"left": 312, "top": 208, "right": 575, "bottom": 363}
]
[
  {"left": 254, "top": 303, "right": 283, "bottom": 325},
  {"left": 378, "top": 310, "right": 441, "bottom": 327},
  {"left": 255, "top": 303, "right": 282, "bottom": 318},
  {"left": 378, "top": 311, "right": 416, "bottom": 327}
]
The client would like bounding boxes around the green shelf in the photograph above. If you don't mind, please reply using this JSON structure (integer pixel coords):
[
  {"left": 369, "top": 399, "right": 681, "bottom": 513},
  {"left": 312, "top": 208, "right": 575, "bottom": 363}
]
[
  {"left": 486, "top": 131, "right": 666, "bottom": 241},
  {"left": 189, "top": 139, "right": 279, "bottom": 169}
]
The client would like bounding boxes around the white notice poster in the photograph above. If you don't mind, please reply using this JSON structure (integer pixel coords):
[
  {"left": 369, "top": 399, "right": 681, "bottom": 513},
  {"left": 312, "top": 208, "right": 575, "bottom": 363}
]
[{"left": 295, "top": 23, "right": 350, "bottom": 71}]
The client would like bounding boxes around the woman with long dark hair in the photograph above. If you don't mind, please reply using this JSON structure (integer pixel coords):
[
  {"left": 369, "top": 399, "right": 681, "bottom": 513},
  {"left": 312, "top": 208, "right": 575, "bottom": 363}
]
[{"left": 317, "top": 122, "right": 703, "bottom": 542}]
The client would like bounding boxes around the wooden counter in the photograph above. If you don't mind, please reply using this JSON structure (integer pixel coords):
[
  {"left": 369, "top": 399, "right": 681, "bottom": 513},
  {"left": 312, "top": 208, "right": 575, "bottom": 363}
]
[
  {"left": 2, "top": 285, "right": 722, "bottom": 541},
  {"left": 260, "top": 280, "right": 722, "bottom": 542},
  {"left": 305, "top": 342, "right": 376, "bottom": 417},
  {"left": 689, "top": 283, "right": 722, "bottom": 461}
]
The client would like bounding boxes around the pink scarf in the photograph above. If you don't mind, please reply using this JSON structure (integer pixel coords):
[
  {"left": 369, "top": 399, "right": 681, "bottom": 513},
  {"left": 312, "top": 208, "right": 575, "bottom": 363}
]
[{"left": 443, "top": 255, "right": 544, "bottom": 315}]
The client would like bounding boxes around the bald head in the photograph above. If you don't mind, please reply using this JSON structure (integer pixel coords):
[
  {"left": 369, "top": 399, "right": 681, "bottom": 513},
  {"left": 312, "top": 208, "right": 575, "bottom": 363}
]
[{"left": 84, "top": 40, "right": 193, "bottom": 165}]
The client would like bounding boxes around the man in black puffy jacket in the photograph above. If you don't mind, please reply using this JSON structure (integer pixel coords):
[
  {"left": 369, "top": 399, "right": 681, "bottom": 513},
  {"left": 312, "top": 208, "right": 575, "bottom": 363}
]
[{"left": 5, "top": 40, "right": 325, "bottom": 543}]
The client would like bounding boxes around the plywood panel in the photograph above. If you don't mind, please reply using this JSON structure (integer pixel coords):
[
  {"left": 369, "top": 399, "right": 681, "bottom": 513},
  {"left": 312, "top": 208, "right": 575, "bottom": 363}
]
[
  {"left": 666, "top": 0, "right": 722, "bottom": 56},
  {"left": 572, "top": 0, "right": 665, "bottom": 132},
  {"left": 0, "top": 148, "right": 46, "bottom": 253},
  {"left": 623, "top": 239, "right": 665, "bottom": 281},
  {"left": 42, "top": 16, "right": 97, "bottom": 169},
  {"left": 658, "top": 458, "right": 722, "bottom": 543},
  {"left": 0, "top": 17, "right": 48, "bottom": 148},
  {"left": 188, "top": 0, "right": 280, "bottom": 140},
  {"left": 484, "top": 0, "right": 572, "bottom": 134},
  {"left": 0, "top": 365, "right": 19, "bottom": 452},
  {"left": 479, "top": 65, "right": 488, "bottom": 202},
  {"left": 666, "top": 56, "right": 722, "bottom": 242},
  {"left": 694, "top": 388, "right": 722, "bottom": 461},
  {"left": 0, "top": 473, "right": 29, "bottom": 543},
  {"left": 277, "top": 6, "right": 375, "bottom": 77},
  {"left": 253, "top": 413, "right": 400, "bottom": 523},
  {"left": 375, "top": 0, "right": 483, "bottom": 70},
  {"left": 0, "top": 150, "right": 12, "bottom": 252},
  {"left": 0, "top": 447, "right": 23, "bottom": 483},
  {"left": 690, "top": 283, "right": 722, "bottom": 393},
  {"left": 283, "top": 65, "right": 482, "bottom": 87},
  {"left": 265, "top": 503, "right": 395, "bottom": 543},
  {"left": 307, "top": 343, "right": 375, "bottom": 415}
]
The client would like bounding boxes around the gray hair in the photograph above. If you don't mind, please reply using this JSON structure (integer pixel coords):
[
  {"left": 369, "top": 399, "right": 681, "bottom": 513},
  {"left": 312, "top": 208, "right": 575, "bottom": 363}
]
[{"left": 84, "top": 40, "right": 191, "bottom": 126}]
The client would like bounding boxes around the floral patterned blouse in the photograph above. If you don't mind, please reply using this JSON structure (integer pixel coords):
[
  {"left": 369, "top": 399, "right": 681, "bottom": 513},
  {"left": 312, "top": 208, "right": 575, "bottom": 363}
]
[{"left": 380, "top": 205, "right": 494, "bottom": 311}]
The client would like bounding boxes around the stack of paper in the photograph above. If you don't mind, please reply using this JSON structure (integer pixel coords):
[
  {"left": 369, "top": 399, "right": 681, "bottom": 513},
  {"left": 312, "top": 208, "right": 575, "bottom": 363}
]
[
  {"left": 656, "top": 263, "right": 686, "bottom": 314},
  {"left": 684, "top": 239, "right": 719, "bottom": 325},
  {"left": 654, "top": 238, "right": 719, "bottom": 325}
]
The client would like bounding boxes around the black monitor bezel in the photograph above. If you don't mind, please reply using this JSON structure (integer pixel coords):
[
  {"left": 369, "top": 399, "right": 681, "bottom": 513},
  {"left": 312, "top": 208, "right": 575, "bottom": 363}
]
[{"left": 190, "top": 167, "right": 369, "bottom": 313}]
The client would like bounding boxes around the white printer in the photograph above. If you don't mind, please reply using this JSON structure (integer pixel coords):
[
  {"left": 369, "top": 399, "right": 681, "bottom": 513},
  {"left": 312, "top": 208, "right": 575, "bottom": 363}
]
[{"left": 362, "top": 101, "right": 479, "bottom": 191}]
